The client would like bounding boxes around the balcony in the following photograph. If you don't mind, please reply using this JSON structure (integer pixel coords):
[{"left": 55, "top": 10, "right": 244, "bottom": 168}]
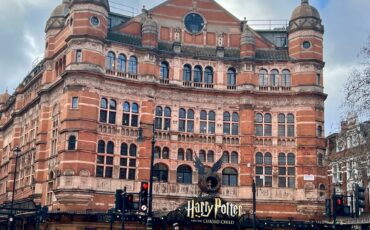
[
  {"left": 255, "top": 136, "right": 296, "bottom": 146},
  {"left": 258, "top": 86, "right": 291, "bottom": 92},
  {"left": 155, "top": 130, "right": 171, "bottom": 140},
  {"left": 223, "top": 136, "right": 240, "bottom": 145},
  {"left": 198, "top": 134, "right": 216, "bottom": 144},
  {"left": 227, "top": 85, "right": 237, "bottom": 90},
  {"left": 98, "top": 123, "right": 139, "bottom": 137},
  {"left": 160, "top": 79, "right": 169, "bottom": 84}
]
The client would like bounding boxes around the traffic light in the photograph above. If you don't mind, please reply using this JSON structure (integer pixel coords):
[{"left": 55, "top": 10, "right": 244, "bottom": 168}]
[
  {"left": 125, "top": 194, "right": 134, "bottom": 210},
  {"left": 355, "top": 184, "right": 366, "bottom": 217},
  {"left": 140, "top": 181, "right": 149, "bottom": 212},
  {"left": 333, "top": 195, "right": 344, "bottom": 216},
  {"left": 115, "top": 189, "right": 123, "bottom": 212}
]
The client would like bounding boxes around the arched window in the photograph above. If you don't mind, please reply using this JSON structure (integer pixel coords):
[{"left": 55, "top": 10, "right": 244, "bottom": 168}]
[
  {"left": 109, "top": 99, "right": 116, "bottom": 124},
  {"left": 222, "top": 168, "right": 238, "bottom": 186},
  {"left": 278, "top": 114, "right": 286, "bottom": 137},
  {"left": 231, "top": 151, "right": 238, "bottom": 164},
  {"left": 179, "top": 108, "right": 194, "bottom": 133},
  {"left": 232, "top": 113, "right": 239, "bottom": 135},
  {"left": 68, "top": 135, "right": 76, "bottom": 150},
  {"left": 128, "top": 56, "right": 137, "bottom": 74},
  {"left": 154, "top": 146, "right": 161, "bottom": 159},
  {"left": 207, "top": 150, "right": 214, "bottom": 163},
  {"left": 178, "top": 148, "right": 185, "bottom": 160},
  {"left": 256, "top": 152, "right": 272, "bottom": 187},
  {"left": 186, "top": 149, "right": 193, "bottom": 161},
  {"left": 96, "top": 140, "right": 113, "bottom": 178},
  {"left": 155, "top": 106, "right": 163, "bottom": 129},
  {"left": 286, "top": 114, "right": 295, "bottom": 137},
  {"left": 183, "top": 64, "right": 192, "bottom": 82},
  {"left": 179, "top": 108, "right": 186, "bottom": 132},
  {"left": 119, "top": 143, "right": 136, "bottom": 180},
  {"left": 107, "top": 141, "right": 114, "bottom": 154},
  {"left": 227, "top": 68, "right": 236, "bottom": 87},
  {"left": 98, "top": 140, "right": 105, "bottom": 153},
  {"left": 122, "top": 102, "right": 139, "bottom": 127},
  {"left": 106, "top": 51, "right": 115, "bottom": 71},
  {"left": 317, "top": 153, "right": 324, "bottom": 166},
  {"left": 264, "top": 113, "right": 272, "bottom": 136},
  {"left": 117, "top": 54, "right": 126, "bottom": 73},
  {"left": 200, "top": 110, "right": 216, "bottom": 134},
  {"left": 160, "top": 61, "right": 169, "bottom": 80},
  {"left": 204, "top": 67, "right": 213, "bottom": 85},
  {"left": 120, "top": 143, "right": 128, "bottom": 155},
  {"left": 222, "top": 151, "right": 230, "bottom": 163},
  {"left": 278, "top": 153, "right": 295, "bottom": 188},
  {"left": 155, "top": 106, "right": 171, "bottom": 130},
  {"left": 319, "top": 184, "right": 326, "bottom": 196},
  {"left": 270, "top": 69, "right": 279, "bottom": 86},
  {"left": 153, "top": 163, "right": 168, "bottom": 182},
  {"left": 194, "top": 66, "right": 202, "bottom": 85},
  {"left": 177, "top": 165, "right": 192, "bottom": 184},
  {"left": 255, "top": 113, "right": 263, "bottom": 136},
  {"left": 282, "top": 69, "right": 291, "bottom": 87},
  {"left": 162, "top": 147, "right": 170, "bottom": 159},
  {"left": 259, "top": 69, "right": 268, "bottom": 86},
  {"left": 223, "top": 112, "right": 230, "bottom": 134},
  {"left": 129, "top": 144, "right": 137, "bottom": 157},
  {"left": 199, "top": 150, "right": 206, "bottom": 162},
  {"left": 99, "top": 98, "right": 108, "bottom": 123},
  {"left": 317, "top": 125, "right": 323, "bottom": 137}
]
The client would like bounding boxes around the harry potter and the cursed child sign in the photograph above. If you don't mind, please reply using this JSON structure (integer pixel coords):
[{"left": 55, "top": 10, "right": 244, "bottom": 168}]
[
  {"left": 184, "top": 197, "right": 242, "bottom": 225},
  {"left": 169, "top": 153, "right": 243, "bottom": 226}
]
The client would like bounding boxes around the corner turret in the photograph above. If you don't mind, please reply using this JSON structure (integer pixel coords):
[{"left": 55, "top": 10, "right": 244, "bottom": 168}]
[{"left": 288, "top": 0, "right": 324, "bottom": 61}]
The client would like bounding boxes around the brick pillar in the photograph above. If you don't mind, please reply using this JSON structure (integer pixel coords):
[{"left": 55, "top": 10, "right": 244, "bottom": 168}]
[
  {"left": 137, "top": 99, "right": 155, "bottom": 181},
  {"left": 239, "top": 104, "right": 255, "bottom": 186}
]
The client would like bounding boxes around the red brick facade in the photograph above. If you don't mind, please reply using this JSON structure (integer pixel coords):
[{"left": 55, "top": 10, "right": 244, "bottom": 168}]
[{"left": 0, "top": 0, "right": 327, "bottom": 229}]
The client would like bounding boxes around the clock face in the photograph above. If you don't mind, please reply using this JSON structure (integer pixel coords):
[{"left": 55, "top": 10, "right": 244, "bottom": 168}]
[{"left": 184, "top": 13, "right": 205, "bottom": 34}]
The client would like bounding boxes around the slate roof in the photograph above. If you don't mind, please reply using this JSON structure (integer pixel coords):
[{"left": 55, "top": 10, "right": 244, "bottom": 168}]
[
  {"left": 107, "top": 32, "right": 142, "bottom": 46},
  {"left": 255, "top": 49, "right": 291, "bottom": 61}
]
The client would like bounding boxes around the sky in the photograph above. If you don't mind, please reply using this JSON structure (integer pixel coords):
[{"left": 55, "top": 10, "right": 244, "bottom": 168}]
[{"left": 0, "top": 0, "right": 370, "bottom": 135}]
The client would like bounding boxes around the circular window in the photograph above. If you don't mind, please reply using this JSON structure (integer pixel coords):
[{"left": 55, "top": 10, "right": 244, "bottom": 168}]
[
  {"left": 90, "top": 16, "right": 100, "bottom": 26},
  {"left": 303, "top": 41, "right": 311, "bottom": 49},
  {"left": 184, "top": 13, "right": 205, "bottom": 34}
]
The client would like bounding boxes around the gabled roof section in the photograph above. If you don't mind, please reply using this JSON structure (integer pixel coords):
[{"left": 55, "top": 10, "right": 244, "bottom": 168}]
[{"left": 149, "top": 0, "right": 241, "bottom": 26}]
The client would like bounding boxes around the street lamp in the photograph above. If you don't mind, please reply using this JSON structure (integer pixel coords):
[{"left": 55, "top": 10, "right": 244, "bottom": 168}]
[
  {"left": 8, "top": 146, "right": 21, "bottom": 230},
  {"left": 138, "top": 121, "right": 156, "bottom": 230}
]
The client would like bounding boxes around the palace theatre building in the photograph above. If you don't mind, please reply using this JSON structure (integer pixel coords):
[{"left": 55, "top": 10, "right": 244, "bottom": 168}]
[{"left": 0, "top": 0, "right": 327, "bottom": 229}]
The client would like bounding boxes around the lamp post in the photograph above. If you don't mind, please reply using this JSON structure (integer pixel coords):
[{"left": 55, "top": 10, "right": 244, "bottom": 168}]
[
  {"left": 138, "top": 121, "right": 156, "bottom": 230},
  {"left": 252, "top": 179, "right": 257, "bottom": 230},
  {"left": 8, "top": 146, "right": 21, "bottom": 230}
]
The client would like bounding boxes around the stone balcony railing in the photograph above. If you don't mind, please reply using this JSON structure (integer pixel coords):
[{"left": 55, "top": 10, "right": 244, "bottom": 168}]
[
  {"left": 255, "top": 136, "right": 296, "bottom": 146},
  {"left": 104, "top": 68, "right": 296, "bottom": 92},
  {"left": 98, "top": 123, "right": 139, "bottom": 137}
]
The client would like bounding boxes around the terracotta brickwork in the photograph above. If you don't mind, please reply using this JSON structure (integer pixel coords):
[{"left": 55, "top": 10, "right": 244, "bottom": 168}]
[{"left": 0, "top": 0, "right": 327, "bottom": 228}]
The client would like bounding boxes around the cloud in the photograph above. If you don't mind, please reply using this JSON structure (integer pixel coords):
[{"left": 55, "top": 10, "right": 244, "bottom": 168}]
[{"left": 0, "top": 0, "right": 369, "bottom": 135}]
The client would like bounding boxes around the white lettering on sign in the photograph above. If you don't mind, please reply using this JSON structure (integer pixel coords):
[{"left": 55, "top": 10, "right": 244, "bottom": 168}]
[
  {"left": 185, "top": 198, "right": 242, "bottom": 220},
  {"left": 304, "top": 175, "right": 315, "bottom": 181}
]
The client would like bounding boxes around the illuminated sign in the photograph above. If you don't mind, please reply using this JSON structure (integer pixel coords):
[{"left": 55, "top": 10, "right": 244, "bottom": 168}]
[{"left": 183, "top": 197, "right": 242, "bottom": 225}]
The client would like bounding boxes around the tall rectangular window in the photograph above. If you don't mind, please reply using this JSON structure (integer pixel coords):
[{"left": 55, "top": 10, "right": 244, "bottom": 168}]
[
  {"left": 76, "top": 49, "right": 82, "bottom": 62},
  {"left": 72, "top": 97, "right": 78, "bottom": 108}
]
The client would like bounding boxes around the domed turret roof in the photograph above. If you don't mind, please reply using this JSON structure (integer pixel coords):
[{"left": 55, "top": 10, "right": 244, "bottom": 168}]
[
  {"left": 289, "top": 0, "right": 324, "bottom": 33},
  {"left": 141, "top": 10, "right": 158, "bottom": 34},
  {"left": 0, "top": 91, "right": 10, "bottom": 104},
  {"left": 50, "top": 2, "right": 70, "bottom": 18},
  {"left": 291, "top": 0, "right": 320, "bottom": 20}
]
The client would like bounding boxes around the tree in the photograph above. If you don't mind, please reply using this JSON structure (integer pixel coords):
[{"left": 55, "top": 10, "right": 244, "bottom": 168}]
[{"left": 344, "top": 34, "right": 370, "bottom": 118}]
